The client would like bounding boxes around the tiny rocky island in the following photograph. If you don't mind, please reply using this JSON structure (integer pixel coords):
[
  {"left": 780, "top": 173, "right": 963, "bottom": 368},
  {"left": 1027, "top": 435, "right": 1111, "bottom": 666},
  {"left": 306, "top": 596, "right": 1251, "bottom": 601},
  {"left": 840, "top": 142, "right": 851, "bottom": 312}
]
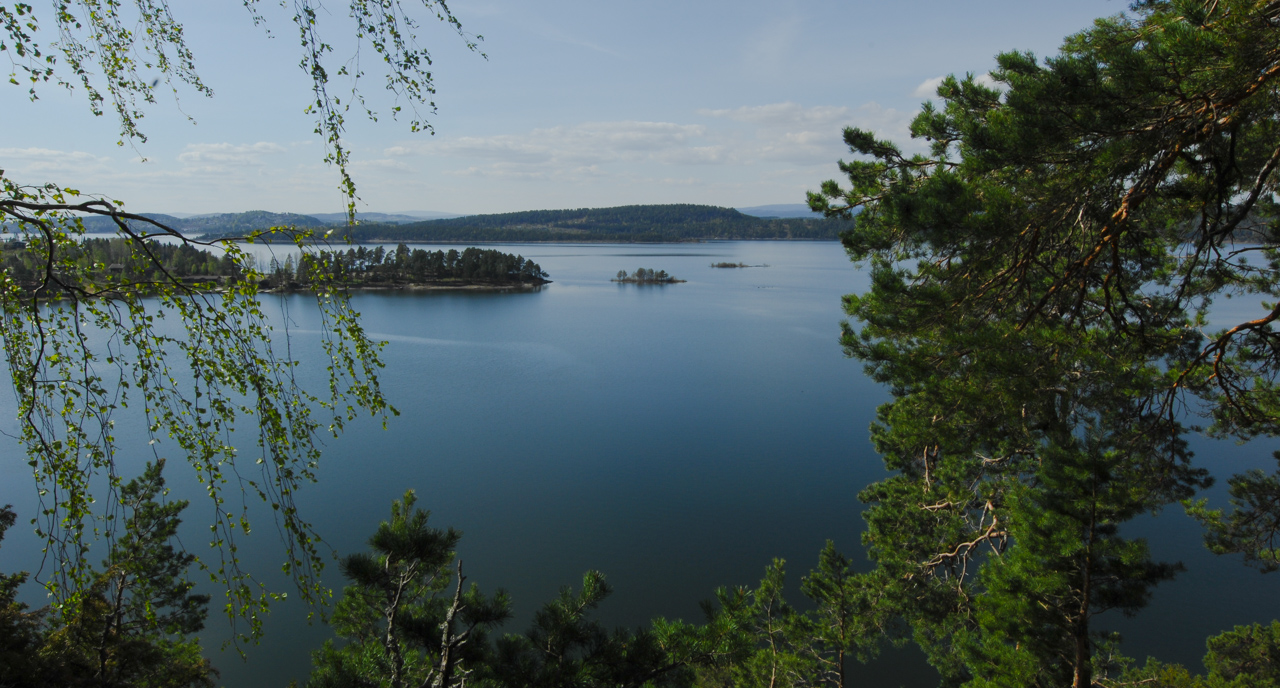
[{"left": 612, "top": 268, "right": 686, "bottom": 284}]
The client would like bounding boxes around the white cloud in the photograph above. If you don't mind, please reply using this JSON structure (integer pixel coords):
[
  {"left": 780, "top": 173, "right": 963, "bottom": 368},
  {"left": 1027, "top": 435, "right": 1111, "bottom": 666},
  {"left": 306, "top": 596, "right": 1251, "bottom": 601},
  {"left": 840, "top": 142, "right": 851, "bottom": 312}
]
[
  {"left": 655, "top": 146, "right": 733, "bottom": 165},
  {"left": 697, "top": 102, "right": 851, "bottom": 129},
  {"left": 349, "top": 158, "right": 413, "bottom": 172},
  {"left": 706, "top": 101, "right": 918, "bottom": 163},
  {"left": 383, "top": 102, "right": 920, "bottom": 183},
  {"left": 913, "top": 76, "right": 946, "bottom": 98},
  {"left": 176, "top": 142, "right": 288, "bottom": 169},
  {"left": 974, "top": 73, "right": 1001, "bottom": 90},
  {"left": 0, "top": 147, "right": 115, "bottom": 175},
  {"left": 392, "top": 121, "right": 707, "bottom": 170}
]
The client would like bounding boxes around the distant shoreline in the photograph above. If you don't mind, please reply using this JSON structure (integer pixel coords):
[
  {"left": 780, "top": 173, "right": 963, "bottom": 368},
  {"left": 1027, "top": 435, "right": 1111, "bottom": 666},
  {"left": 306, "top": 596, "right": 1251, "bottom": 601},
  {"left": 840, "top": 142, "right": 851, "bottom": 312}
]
[
  {"left": 236, "top": 237, "right": 842, "bottom": 246},
  {"left": 159, "top": 204, "right": 847, "bottom": 243}
]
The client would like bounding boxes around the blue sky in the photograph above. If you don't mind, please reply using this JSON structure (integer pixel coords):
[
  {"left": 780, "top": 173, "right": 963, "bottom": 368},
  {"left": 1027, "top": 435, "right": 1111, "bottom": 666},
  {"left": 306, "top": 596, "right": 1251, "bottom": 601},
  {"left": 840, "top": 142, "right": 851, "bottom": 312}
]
[{"left": 2, "top": 0, "right": 1121, "bottom": 216}]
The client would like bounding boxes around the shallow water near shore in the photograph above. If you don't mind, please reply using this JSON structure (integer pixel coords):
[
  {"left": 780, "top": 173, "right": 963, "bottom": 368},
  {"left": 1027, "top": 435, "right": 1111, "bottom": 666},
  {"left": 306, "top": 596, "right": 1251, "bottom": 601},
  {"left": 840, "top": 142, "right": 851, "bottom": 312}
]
[{"left": 1, "top": 240, "right": 1276, "bottom": 687}]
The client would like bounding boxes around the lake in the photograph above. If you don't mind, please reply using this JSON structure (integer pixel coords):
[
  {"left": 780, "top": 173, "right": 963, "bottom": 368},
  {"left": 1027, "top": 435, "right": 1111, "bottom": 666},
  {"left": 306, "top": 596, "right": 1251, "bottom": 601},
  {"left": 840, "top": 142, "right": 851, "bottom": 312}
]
[{"left": 1, "top": 240, "right": 1276, "bottom": 687}]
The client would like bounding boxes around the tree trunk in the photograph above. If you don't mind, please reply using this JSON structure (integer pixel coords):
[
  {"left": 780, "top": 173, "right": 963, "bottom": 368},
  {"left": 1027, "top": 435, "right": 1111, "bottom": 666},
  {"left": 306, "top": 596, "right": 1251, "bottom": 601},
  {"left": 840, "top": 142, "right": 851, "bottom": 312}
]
[{"left": 1073, "top": 505, "right": 1096, "bottom": 688}]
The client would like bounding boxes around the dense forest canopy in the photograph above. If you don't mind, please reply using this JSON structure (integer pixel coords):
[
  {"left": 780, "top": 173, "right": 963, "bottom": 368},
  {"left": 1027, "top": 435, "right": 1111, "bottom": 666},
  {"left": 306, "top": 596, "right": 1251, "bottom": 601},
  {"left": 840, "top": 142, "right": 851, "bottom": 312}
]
[{"left": 291, "top": 245, "right": 549, "bottom": 286}]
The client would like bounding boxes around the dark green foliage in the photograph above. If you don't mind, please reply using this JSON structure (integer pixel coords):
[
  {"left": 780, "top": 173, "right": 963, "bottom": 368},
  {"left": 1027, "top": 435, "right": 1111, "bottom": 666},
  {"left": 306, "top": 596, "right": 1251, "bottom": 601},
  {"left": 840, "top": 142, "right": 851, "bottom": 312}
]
[
  {"left": 694, "top": 548, "right": 887, "bottom": 688},
  {"left": 1105, "top": 621, "right": 1280, "bottom": 687},
  {"left": 307, "top": 494, "right": 751, "bottom": 688},
  {"left": 797, "top": 542, "right": 888, "bottom": 686},
  {"left": 306, "top": 490, "right": 511, "bottom": 688},
  {"left": 489, "top": 571, "right": 688, "bottom": 688},
  {"left": 612, "top": 268, "right": 683, "bottom": 284},
  {"left": 0, "top": 505, "right": 48, "bottom": 687},
  {"left": 959, "top": 443, "right": 1189, "bottom": 687},
  {"left": 1188, "top": 456, "right": 1280, "bottom": 572},
  {"left": 0, "top": 463, "right": 215, "bottom": 688},
  {"left": 291, "top": 246, "right": 548, "bottom": 289},
  {"left": 802, "top": 0, "right": 1280, "bottom": 683},
  {"left": 48, "top": 459, "right": 215, "bottom": 688},
  {"left": 1205, "top": 622, "right": 1280, "bottom": 685},
  {"left": 489, "top": 568, "right": 762, "bottom": 688}
]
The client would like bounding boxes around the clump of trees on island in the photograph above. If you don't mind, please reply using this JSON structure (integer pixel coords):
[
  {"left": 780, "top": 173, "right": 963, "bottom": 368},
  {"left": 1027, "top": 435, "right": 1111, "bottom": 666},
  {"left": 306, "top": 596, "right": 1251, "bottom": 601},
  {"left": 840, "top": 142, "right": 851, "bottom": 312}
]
[
  {"left": 0, "top": 239, "right": 548, "bottom": 294},
  {"left": 612, "top": 267, "right": 685, "bottom": 284},
  {"left": 279, "top": 245, "right": 549, "bottom": 289}
]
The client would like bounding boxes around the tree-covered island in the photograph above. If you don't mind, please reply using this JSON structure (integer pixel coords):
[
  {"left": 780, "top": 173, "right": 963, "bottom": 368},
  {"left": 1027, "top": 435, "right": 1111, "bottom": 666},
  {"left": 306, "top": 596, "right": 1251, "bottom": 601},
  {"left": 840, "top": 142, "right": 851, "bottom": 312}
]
[
  {"left": 612, "top": 267, "right": 686, "bottom": 284},
  {"left": 282, "top": 245, "right": 549, "bottom": 291}
]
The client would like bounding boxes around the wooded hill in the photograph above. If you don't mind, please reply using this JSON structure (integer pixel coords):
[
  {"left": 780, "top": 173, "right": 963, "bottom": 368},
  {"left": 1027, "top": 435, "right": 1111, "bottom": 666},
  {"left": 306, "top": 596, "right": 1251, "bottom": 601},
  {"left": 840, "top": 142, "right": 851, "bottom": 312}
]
[
  {"left": 170, "top": 204, "right": 845, "bottom": 242},
  {"left": 72, "top": 210, "right": 329, "bottom": 234},
  {"left": 52, "top": 205, "right": 843, "bottom": 242},
  {"left": 332, "top": 204, "right": 844, "bottom": 242}
]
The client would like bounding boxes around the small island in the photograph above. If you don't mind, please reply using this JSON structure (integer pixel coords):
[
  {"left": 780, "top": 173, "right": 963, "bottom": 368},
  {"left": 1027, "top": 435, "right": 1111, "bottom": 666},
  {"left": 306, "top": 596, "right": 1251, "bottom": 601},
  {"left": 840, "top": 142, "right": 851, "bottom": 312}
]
[{"left": 612, "top": 268, "right": 685, "bottom": 284}]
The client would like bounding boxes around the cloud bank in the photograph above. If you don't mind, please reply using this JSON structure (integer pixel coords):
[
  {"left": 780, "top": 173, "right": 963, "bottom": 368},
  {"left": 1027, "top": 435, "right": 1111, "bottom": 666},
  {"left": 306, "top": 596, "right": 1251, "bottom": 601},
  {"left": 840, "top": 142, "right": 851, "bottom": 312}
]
[{"left": 386, "top": 102, "right": 918, "bottom": 183}]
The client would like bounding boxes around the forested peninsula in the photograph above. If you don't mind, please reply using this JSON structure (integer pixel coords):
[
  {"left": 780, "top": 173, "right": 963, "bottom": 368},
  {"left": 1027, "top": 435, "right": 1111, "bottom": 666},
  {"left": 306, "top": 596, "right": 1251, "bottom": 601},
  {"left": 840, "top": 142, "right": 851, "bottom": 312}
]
[
  {"left": 153, "top": 204, "right": 845, "bottom": 243},
  {"left": 0, "top": 239, "right": 548, "bottom": 293}
]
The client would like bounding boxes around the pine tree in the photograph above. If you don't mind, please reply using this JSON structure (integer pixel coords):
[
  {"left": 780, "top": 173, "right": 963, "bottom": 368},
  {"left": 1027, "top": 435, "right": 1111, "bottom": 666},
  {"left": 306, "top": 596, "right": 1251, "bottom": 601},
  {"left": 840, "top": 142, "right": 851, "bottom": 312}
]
[
  {"left": 801, "top": 1, "right": 1280, "bottom": 680},
  {"left": 46, "top": 459, "right": 216, "bottom": 688},
  {"left": 306, "top": 490, "right": 510, "bottom": 688},
  {"left": 0, "top": 505, "right": 48, "bottom": 686}
]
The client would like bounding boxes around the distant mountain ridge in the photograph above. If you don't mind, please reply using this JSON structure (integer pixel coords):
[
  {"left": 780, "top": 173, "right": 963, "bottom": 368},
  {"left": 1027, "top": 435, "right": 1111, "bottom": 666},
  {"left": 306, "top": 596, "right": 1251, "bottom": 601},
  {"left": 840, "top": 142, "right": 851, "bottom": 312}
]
[
  {"left": 62, "top": 205, "right": 845, "bottom": 242},
  {"left": 70, "top": 210, "right": 461, "bottom": 234},
  {"left": 309, "top": 211, "right": 464, "bottom": 224},
  {"left": 76, "top": 211, "right": 329, "bottom": 234},
  {"left": 320, "top": 204, "right": 845, "bottom": 243}
]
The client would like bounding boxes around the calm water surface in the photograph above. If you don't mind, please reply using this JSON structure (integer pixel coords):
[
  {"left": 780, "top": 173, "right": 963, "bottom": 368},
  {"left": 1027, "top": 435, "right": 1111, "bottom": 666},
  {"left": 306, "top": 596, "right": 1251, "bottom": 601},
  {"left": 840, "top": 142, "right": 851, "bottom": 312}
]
[{"left": 1, "top": 241, "right": 1276, "bottom": 687}]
